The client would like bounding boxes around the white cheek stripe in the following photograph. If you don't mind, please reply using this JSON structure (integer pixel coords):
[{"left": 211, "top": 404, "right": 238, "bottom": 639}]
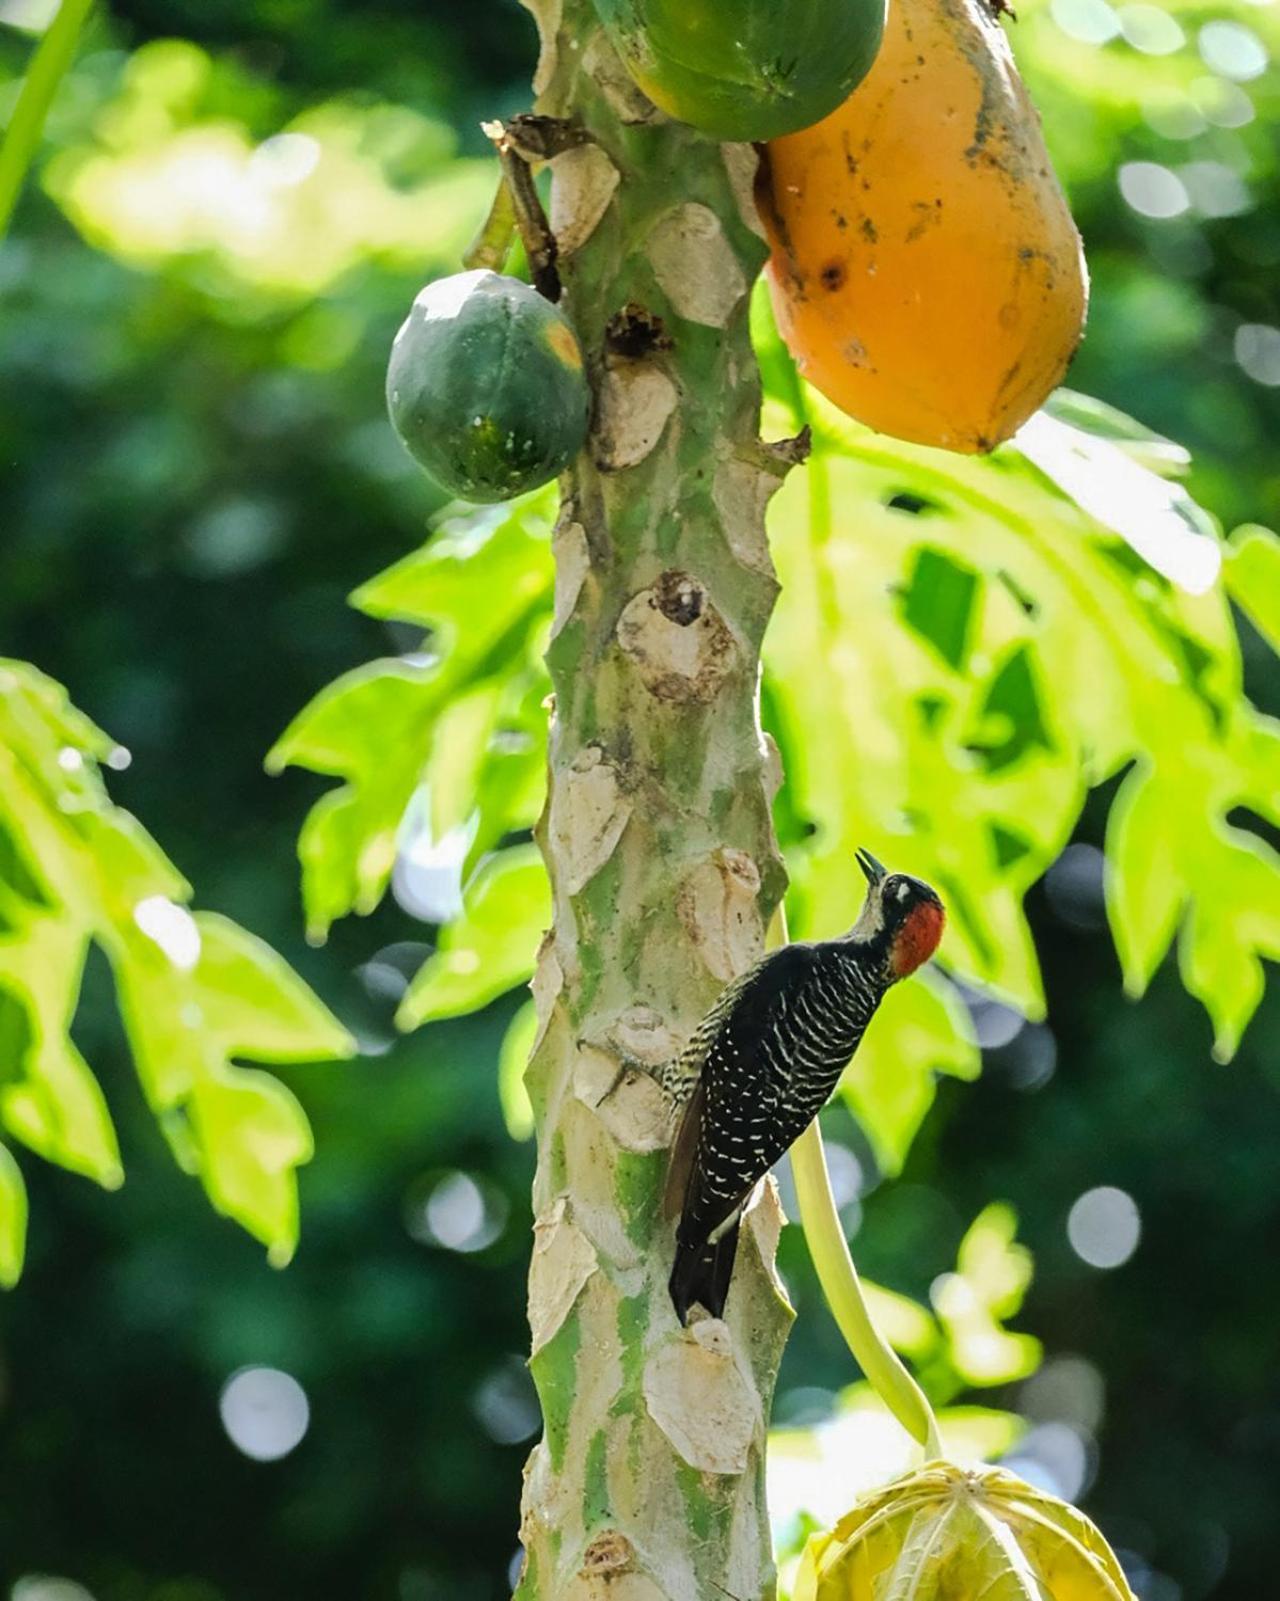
[{"left": 848, "top": 894, "right": 885, "bottom": 943}]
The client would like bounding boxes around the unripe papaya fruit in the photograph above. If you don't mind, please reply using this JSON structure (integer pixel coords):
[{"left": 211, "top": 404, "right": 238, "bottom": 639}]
[
  {"left": 758, "top": 0, "right": 1088, "bottom": 454},
  {"left": 386, "top": 270, "right": 590, "bottom": 503},
  {"left": 591, "top": 0, "right": 886, "bottom": 141}
]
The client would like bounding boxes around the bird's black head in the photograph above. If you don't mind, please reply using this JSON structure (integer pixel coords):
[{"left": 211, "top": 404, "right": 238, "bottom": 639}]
[{"left": 853, "top": 848, "right": 945, "bottom": 978}]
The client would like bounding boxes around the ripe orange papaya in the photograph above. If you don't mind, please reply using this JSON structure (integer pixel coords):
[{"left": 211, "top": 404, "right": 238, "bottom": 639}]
[
  {"left": 758, "top": 0, "right": 1088, "bottom": 454},
  {"left": 591, "top": 0, "right": 886, "bottom": 141}
]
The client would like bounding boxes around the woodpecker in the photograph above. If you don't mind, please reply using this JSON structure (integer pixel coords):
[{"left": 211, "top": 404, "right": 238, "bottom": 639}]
[{"left": 662, "top": 849, "right": 945, "bottom": 1325}]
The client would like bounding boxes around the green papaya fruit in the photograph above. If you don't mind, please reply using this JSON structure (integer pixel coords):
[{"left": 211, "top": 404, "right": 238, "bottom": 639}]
[
  {"left": 591, "top": 0, "right": 886, "bottom": 141},
  {"left": 387, "top": 270, "right": 590, "bottom": 504}
]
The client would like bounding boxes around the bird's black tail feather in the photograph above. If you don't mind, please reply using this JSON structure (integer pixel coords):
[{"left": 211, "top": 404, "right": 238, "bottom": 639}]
[{"left": 669, "top": 1220, "right": 741, "bottom": 1324}]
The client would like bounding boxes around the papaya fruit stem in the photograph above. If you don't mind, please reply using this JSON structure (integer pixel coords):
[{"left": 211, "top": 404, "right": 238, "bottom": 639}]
[
  {"left": 482, "top": 117, "right": 562, "bottom": 302},
  {"left": 462, "top": 174, "right": 518, "bottom": 273}
]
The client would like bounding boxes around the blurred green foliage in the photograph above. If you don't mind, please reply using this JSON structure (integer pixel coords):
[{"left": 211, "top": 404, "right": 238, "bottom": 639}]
[
  {"left": 0, "top": 660, "right": 351, "bottom": 1274},
  {"left": 0, "top": 2, "right": 1277, "bottom": 1600}
]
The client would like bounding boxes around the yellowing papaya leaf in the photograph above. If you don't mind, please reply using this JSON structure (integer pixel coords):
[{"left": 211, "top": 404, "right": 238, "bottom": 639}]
[
  {"left": 0, "top": 659, "right": 352, "bottom": 1282},
  {"left": 769, "top": 1386, "right": 1025, "bottom": 1546},
  {"left": 795, "top": 1462, "right": 1135, "bottom": 1601}
]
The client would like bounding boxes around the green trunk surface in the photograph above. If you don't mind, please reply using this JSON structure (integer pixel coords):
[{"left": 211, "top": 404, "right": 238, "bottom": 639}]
[{"left": 516, "top": 4, "right": 799, "bottom": 1598}]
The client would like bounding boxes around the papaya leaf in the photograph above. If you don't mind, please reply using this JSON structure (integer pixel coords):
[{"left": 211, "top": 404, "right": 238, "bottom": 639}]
[
  {"left": 498, "top": 998, "right": 538, "bottom": 1142},
  {"left": 756, "top": 285, "right": 1280, "bottom": 1061},
  {"left": 1226, "top": 523, "right": 1280, "bottom": 653},
  {"left": 840, "top": 971, "right": 978, "bottom": 1177},
  {"left": 269, "top": 491, "right": 555, "bottom": 944},
  {"left": 397, "top": 845, "right": 551, "bottom": 1029},
  {"left": 0, "top": 660, "right": 353, "bottom": 1281}
]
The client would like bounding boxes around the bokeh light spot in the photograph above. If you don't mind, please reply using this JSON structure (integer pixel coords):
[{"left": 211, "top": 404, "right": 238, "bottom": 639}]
[
  {"left": 1234, "top": 323, "right": 1280, "bottom": 387},
  {"left": 133, "top": 895, "right": 201, "bottom": 970},
  {"left": 1002, "top": 1420, "right": 1095, "bottom": 1502},
  {"left": 472, "top": 1355, "right": 541, "bottom": 1445},
  {"left": 1198, "top": 21, "right": 1268, "bottom": 81},
  {"left": 1119, "top": 162, "right": 1191, "bottom": 220},
  {"left": 1067, "top": 1186, "right": 1141, "bottom": 1268},
  {"left": 1179, "top": 161, "right": 1250, "bottom": 219},
  {"left": 1045, "top": 843, "right": 1107, "bottom": 929},
  {"left": 1120, "top": 5, "right": 1184, "bottom": 55},
  {"left": 218, "top": 1367, "right": 310, "bottom": 1461},
  {"left": 1050, "top": 0, "right": 1121, "bottom": 44},
  {"left": 405, "top": 1170, "right": 507, "bottom": 1253},
  {"left": 11, "top": 1581, "right": 97, "bottom": 1601}
]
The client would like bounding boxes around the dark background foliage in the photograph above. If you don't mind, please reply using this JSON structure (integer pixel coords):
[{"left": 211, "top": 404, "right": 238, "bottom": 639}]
[{"left": 0, "top": 2, "right": 1277, "bottom": 1599}]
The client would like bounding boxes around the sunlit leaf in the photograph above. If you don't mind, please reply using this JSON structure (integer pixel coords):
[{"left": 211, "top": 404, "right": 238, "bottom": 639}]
[
  {"left": 0, "top": 1142, "right": 28, "bottom": 1289},
  {"left": 273, "top": 493, "right": 555, "bottom": 945},
  {"left": 933, "top": 1204, "right": 1042, "bottom": 1388},
  {"left": 840, "top": 971, "right": 978, "bottom": 1177},
  {"left": 43, "top": 46, "right": 492, "bottom": 300},
  {"left": 0, "top": 658, "right": 352, "bottom": 1280},
  {"left": 795, "top": 1462, "right": 1136, "bottom": 1601},
  {"left": 397, "top": 845, "right": 551, "bottom": 1028},
  {"left": 498, "top": 998, "right": 538, "bottom": 1141},
  {"left": 1226, "top": 524, "right": 1280, "bottom": 653},
  {"left": 755, "top": 285, "right": 1280, "bottom": 1053}
]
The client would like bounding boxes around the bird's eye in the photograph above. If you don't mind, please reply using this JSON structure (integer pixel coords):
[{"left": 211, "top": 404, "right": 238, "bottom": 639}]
[{"left": 895, "top": 880, "right": 911, "bottom": 901}]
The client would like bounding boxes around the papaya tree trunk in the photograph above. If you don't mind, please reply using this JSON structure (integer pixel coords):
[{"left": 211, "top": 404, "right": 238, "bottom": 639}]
[{"left": 515, "top": 4, "right": 800, "bottom": 1598}]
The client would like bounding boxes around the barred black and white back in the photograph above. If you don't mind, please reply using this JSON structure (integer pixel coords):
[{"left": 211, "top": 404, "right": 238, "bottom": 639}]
[{"left": 661, "top": 856, "right": 945, "bottom": 1324}]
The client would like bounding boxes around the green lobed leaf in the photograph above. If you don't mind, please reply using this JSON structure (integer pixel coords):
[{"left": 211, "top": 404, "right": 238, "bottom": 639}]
[
  {"left": 271, "top": 492, "right": 555, "bottom": 944},
  {"left": 755, "top": 281, "right": 1280, "bottom": 1057},
  {"left": 0, "top": 658, "right": 353, "bottom": 1281},
  {"left": 397, "top": 845, "right": 551, "bottom": 1028}
]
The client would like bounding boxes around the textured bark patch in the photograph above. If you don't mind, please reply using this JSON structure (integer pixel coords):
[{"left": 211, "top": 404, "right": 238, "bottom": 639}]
[
  {"left": 581, "top": 1530, "right": 635, "bottom": 1574},
  {"left": 712, "top": 458, "right": 778, "bottom": 578},
  {"left": 611, "top": 1006, "right": 684, "bottom": 1070},
  {"left": 551, "top": 144, "right": 621, "bottom": 256},
  {"left": 563, "top": 1572, "right": 669, "bottom": 1601},
  {"left": 721, "top": 143, "right": 769, "bottom": 243},
  {"left": 593, "top": 364, "right": 678, "bottom": 470},
  {"left": 575, "top": 1044, "right": 672, "bottom": 1152},
  {"left": 551, "top": 744, "right": 633, "bottom": 896},
  {"left": 605, "top": 304, "right": 672, "bottom": 359},
  {"left": 531, "top": 935, "right": 565, "bottom": 1054},
  {"left": 524, "top": 0, "right": 562, "bottom": 95},
  {"left": 529, "top": 1197, "right": 599, "bottom": 1355},
  {"left": 552, "top": 519, "right": 590, "bottom": 638},
  {"left": 642, "top": 1320, "right": 761, "bottom": 1474},
  {"left": 582, "top": 30, "right": 661, "bottom": 123},
  {"left": 677, "top": 848, "right": 764, "bottom": 982},
  {"left": 645, "top": 203, "right": 747, "bottom": 328},
  {"left": 616, "top": 572, "right": 737, "bottom": 703},
  {"left": 744, "top": 1174, "right": 791, "bottom": 1307},
  {"left": 761, "top": 731, "right": 785, "bottom": 803}
]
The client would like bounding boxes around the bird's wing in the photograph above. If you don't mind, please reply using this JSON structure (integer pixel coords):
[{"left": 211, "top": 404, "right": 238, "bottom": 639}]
[{"left": 676, "top": 944, "right": 826, "bottom": 1247}]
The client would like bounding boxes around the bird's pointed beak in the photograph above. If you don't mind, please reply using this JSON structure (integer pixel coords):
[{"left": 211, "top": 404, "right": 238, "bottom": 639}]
[{"left": 856, "top": 847, "right": 887, "bottom": 886}]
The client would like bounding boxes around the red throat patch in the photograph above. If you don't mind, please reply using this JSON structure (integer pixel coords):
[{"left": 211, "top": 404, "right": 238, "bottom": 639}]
[{"left": 890, "top": 901, "right": 945, "bottom": 977}]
